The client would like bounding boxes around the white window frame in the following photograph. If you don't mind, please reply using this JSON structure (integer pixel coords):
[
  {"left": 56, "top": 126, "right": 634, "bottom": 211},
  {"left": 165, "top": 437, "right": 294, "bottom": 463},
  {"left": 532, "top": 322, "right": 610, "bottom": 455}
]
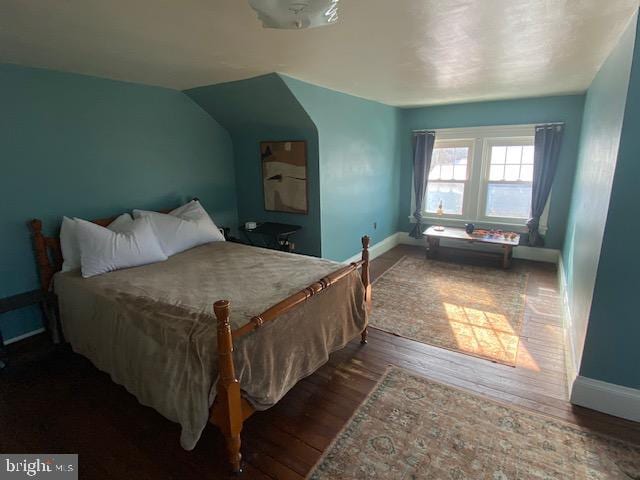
[
  {"left": 423, "top": 138, "right": 475, "bottom": 219},
  {"left": 410, "top": 124, "right": 549, "bottom": 233},
  {"left": 478, "top": 136, "right": 535, "bottom": 224}
]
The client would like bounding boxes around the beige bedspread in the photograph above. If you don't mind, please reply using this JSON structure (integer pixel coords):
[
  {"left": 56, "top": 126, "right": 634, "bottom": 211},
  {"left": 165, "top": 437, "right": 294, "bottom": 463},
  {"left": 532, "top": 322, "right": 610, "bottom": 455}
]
[{"left": 54, "top": 242, "right": 367, "bottom": 450}]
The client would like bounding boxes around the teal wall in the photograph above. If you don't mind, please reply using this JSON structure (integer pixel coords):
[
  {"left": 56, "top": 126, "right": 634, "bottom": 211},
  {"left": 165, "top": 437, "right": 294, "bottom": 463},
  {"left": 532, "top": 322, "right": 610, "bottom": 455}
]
[
  {"left": 398, "top": 95, "right": 585, "bottom": 249},
  {"left": 571, "top": 12, "right": 640, "bottom": 389},
  {"left": 5, "top": 18, "right": 639, "bottom": 389},
  {"left": 186, "top": 74, "right": 321, "bottom": 256},
  {"left": 283, "top": 76, "right": 402, "bottom": 261},
  {"left": 188, "top": 74, "right": 403, "bottom": 262},
  {"left": 0, "top": 64, "right": 237, "bottom": 341}
]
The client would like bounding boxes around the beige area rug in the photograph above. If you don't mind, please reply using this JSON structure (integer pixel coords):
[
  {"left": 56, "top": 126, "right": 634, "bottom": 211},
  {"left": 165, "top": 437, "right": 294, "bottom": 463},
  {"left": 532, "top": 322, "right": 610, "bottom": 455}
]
[
  {"left": 308, "top": 367, "right": 640, "bottom": 479},
  {"left": 370, "top": 256, "right": 528, "bottom": 366}
]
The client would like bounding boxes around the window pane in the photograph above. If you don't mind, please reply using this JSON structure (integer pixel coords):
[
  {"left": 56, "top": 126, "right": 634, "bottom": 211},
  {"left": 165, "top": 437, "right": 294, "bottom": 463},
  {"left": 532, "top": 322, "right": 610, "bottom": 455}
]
[
  {"left": 425, "top": 182, "right": 464, "bottom": 215},
  {"left": 430, "top": 146, "right": 468, "bottom": 181},
  {"left": 520, "top": 164, "right": 534, "bottom": 181},
  {"left": 440, "top": 164, "right": 454, "bottom": 179},
  {"left": 453, "top": 165, "right": 467, "bottom": 180},
  {"left": 506, "top": 146, "right": 522, "bottom": 164},
  {"left": 439, "top": 147, "right": 453, "bottom": 164},
  {"left": 454, "top": 148, "right": 468, "bottom": 164},
  {"left": 428, "top": 149, "right": 440, "bottom": 179},
  {"left": 491, "top": 146, "right": 506, "bottom": 164},
  {"left": 522, "top": 145, "right": 534, "bottom": 164},
  {"left": 485, "top": 183, "right": 532, "bottom": 219},
  {"left": 504, "top": 164, "right": 520, "bottom": 181},
  {"left": 429, "top": 150, "right": 442, "bottom": 179},
  {"left": 489, "top": 165, "right": 503, "bottom": 181}
]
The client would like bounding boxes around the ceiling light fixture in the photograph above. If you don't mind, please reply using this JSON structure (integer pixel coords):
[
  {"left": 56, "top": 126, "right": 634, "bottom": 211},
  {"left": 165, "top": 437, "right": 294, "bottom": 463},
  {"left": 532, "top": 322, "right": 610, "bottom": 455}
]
[{"left": 248, "top": 0, "right": 340, "bottom": 29}]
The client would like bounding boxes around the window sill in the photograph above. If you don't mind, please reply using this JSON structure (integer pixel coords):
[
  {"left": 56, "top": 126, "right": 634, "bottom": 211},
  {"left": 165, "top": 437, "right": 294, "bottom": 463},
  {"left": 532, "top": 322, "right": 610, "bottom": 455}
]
[{"left": 408, "top": 215, "right": 547, "bottom": 235}]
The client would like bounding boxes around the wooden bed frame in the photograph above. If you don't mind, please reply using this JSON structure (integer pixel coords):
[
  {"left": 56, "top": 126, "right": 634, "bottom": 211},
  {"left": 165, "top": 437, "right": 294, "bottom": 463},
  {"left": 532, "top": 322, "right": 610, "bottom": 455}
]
[{"left": 29, "top": 212, "right": 371, "bottom": 474}]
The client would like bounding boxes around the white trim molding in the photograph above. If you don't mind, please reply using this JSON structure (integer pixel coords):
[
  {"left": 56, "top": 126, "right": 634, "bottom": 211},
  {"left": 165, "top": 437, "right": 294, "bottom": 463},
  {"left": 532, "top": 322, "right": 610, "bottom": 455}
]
[
  {"left": 397, "top": 232, "right": 559, "bottom": 264},
  {"left": 557, "top": 255, "right": 578, "bottom": 392},
  {"left": 415, "top": 124, "right": 538, "bottom": 139},
  {"left": 3, "top": 327, "right": 45, "bottom": 345},
  {"left": 571, "top": 376, "right": 640, "bottom": 422},
  {"left": 398, "top": 232, "right": 424, "bottom": 247},
  {"left": 408, "top": 210, "right": 549, "bottom": 236},
  {"left": 342, "top": 232, "right": 403, "bottom": 264}
]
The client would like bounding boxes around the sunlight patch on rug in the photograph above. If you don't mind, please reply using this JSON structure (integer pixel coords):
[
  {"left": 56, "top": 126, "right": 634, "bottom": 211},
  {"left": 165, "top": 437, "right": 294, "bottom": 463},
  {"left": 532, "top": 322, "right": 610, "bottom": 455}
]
[{"left": 369, "top": 256, "right": 528, "bottom": 366}]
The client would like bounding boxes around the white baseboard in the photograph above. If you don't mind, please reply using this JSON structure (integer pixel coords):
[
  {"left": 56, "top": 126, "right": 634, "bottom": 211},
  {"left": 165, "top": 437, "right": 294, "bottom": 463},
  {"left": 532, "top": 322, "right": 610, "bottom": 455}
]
[
  {"left": 397, "top": 232, "right": 424, "bottom": 247},
  {"left": 396, "top": 232, "right": 559, "bottom": 264},
  {"left": 513, "top": 246, "right": 560, "bottom": 263},
  {"left": 570, "top": 376, "right": 640, "bottom": 422},
  {"left": 343, "top": 232, "right": 403, "bottom": 264},
  {"left": 557, "top": 256, "right": 578, "bottom": 393},
  {"left": 3, "top": 327, "right": 45, "bottom": 345}
]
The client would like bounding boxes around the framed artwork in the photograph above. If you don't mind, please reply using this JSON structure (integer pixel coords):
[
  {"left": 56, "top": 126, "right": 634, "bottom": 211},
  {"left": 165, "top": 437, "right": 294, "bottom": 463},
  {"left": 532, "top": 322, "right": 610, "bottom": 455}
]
[{"left": 261, "top": 140, "right": 308, "bottom": 214}]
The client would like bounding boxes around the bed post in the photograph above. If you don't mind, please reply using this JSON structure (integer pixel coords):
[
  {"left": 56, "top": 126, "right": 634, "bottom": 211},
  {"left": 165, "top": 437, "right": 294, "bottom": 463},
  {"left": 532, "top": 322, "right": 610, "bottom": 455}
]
[
  {"left": 360, "top": 235, "right": 371, "bottom": 344},
  {"left": 30, "top": 219, "right": 52, "bottom": 291},
  {"left": 212, "top": 300, "right": 243, "bottom": 474}
]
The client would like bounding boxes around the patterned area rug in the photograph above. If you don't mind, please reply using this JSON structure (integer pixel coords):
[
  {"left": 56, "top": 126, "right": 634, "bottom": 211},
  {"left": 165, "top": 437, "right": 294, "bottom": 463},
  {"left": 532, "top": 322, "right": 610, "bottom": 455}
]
[
  {"left": 370, "top": 256, "right": 528, "bottom": 365},
  {"left": 308, "top": 368, "right": 640, "bottom": 479}
]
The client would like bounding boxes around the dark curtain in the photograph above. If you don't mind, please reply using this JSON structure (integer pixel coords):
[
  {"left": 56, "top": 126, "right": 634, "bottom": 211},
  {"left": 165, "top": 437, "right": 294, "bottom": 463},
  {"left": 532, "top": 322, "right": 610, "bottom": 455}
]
[
  {"left": 409, "top": 131, "right": 436, "bottom": 238},
  {"left": 527, "top": 124, "right": 564, "bottom": 246}
]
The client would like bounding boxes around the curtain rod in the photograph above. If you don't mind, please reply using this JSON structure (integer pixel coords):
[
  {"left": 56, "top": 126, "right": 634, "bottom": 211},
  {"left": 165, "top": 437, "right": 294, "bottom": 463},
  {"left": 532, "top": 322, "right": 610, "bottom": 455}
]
[{"left": 412, "top": 122, "right": 565, "bottom": 134}]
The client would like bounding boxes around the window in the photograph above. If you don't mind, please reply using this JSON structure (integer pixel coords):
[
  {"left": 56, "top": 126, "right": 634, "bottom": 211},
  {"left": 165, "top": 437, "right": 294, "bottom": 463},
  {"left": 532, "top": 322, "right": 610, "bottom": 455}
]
[
  {"left": 414, "top": 125, "right": 547, "bottom": 230},
  {"left": 482, "top": 139, "right": 534, "bottom": 221},
  {"left": 425, "top": 141, "right": 472, "bottom": 216}
]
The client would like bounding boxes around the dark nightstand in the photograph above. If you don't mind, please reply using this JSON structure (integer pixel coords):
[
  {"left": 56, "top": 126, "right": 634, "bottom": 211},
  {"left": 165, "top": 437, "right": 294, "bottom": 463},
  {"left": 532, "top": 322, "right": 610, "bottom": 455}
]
[{"left": 239, "top": 222, "right": 302, "bottom": 253}]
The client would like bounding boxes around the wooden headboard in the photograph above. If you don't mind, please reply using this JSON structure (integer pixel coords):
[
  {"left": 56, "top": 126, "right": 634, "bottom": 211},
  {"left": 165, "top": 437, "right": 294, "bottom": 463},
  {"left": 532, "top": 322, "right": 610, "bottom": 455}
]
[{"left": 29, "top": 200, "right": 197, "bottom": 291}]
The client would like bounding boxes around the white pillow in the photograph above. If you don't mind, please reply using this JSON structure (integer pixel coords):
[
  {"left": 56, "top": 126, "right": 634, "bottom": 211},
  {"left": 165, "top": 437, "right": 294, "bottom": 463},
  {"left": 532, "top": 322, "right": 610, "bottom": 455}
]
[
  {"left": 60, "top": 213, "right": 133, "bottom": 272},
  {"left": 76, "top": 216, "right": 167, "bottom": 278},
  {"left": 106, "top": 213, "right": 134, "bottom": 233},
  {"left": 133, "top": 200, "right": 224, "bottom": 257}
]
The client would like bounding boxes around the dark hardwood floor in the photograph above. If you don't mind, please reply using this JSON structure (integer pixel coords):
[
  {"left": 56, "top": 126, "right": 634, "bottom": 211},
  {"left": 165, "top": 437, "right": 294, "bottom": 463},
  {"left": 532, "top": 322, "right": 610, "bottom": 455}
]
[{"left": 2, "top": 245, "right": 639, "bottom": 479}]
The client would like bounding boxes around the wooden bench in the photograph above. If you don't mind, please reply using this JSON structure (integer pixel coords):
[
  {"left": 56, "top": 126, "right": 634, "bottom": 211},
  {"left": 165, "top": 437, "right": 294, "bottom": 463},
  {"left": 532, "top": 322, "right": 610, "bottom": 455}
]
[{"left": 423, "top": 226, "right": 520, "bottom": 269}]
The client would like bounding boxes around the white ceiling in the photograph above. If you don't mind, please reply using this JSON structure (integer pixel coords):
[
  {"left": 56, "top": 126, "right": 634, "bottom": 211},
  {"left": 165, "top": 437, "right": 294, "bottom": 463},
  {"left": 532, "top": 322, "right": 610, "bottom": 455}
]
[{"left": 1, "top": 0, "right": 638, "bottom": 106}]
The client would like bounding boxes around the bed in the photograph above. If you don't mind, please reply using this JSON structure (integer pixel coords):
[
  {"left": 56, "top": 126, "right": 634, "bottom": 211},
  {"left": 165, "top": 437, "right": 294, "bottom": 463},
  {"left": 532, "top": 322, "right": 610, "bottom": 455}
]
[{"left": 29, "top": 211, "right": 371, "bottom": 474}]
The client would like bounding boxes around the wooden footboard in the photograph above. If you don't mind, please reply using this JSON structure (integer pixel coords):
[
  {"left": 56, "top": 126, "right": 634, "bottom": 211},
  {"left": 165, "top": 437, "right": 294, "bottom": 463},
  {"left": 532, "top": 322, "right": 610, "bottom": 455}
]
[
  {"left": 209, "top": 236, "right": 371, "bottom": 474},
  {"left": 29, "top": 214, "right": 369, "bottom": 474}
]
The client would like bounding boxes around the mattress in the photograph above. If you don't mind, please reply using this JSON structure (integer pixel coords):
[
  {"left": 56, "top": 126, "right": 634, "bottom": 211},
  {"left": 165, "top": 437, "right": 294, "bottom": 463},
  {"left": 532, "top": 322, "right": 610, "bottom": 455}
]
[{"left": 54, "top": 241, "right": 367, "bottom": 449}]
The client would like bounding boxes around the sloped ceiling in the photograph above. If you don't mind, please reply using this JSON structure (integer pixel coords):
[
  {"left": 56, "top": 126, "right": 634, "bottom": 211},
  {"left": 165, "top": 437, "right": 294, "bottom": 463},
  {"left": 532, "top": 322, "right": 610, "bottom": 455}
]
[
  {"left": 1, "top": 0, "right": 639, "bottom": 106},
  {"left": 186, "top": 73, "right": 315, "bottom": 131},
  {"left": 186, "top": 73, "right": 323, "bottom": 257}
]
